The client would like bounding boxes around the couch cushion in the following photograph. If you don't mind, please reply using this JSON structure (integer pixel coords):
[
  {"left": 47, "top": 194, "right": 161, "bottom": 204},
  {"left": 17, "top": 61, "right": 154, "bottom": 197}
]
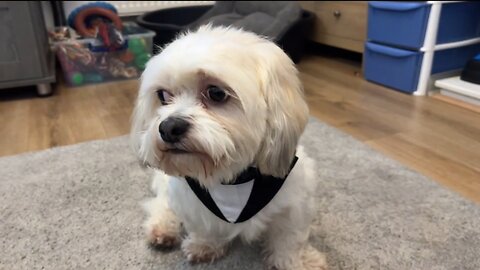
[
  {"left": 188, "top": 1, "right": 301, "bottom": 40},
  {"left": 206, "top": 13, "right": 245, "bottom": 26}
]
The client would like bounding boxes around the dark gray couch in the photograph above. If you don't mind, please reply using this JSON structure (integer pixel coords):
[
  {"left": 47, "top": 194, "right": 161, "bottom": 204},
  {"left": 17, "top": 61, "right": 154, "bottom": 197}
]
[
  {"left": 189, "top": 1, "right": 301, "bottom": 41},
  {"left": 137, "top": 1, "right": 315, "bottom": 63}
]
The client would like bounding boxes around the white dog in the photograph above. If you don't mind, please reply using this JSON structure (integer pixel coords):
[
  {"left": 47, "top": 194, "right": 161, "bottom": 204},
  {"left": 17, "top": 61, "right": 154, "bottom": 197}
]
[{"left": 130, "top": 25, "right": 326, "bottom": 270}]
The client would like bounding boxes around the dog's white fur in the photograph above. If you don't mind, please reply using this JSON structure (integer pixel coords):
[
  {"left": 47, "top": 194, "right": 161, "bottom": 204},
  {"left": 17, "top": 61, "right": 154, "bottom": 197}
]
[{"left": 131, "top": 25, "right": 326, "bottom": 269}]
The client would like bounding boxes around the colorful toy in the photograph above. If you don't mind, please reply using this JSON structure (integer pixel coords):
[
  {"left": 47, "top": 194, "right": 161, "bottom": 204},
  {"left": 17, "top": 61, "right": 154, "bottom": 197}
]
[
  {"left": 96, "top": 53, "right": 109, "bottom": 72},
  {"left": 126, "top": 38, "right": 150, "bottom": 70},
  {"left": 118, "top": 51, "right": 135, "bottom": 64},
  {"left": 59, "top": 43, "right": 95, "bottom": 67},
  {"left": 123, "top": 67, "right": 139, "bottom": 78},
  {"left": 48, "top": 27, "right": 70, "bottom": 42},
  {"left": 68, "top": 2, "right": 124, "bottom": 50},
  {"left": 128, "top": 38, "right": 145, "bottom": 55},
  {"left": 108, "top": 58, "right": 138, "bottom": 79},
  {"left": 71, "top": 72, "right": 84, "bottom": 86},
  {"left": 134, "top": 53, "right": 150, "bottom": 70}
]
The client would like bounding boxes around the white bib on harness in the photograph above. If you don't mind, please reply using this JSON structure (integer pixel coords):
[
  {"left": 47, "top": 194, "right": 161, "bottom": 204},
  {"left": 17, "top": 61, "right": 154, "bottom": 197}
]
[{"left": 208, "top": 180, "right": 254, "bottom": 223}]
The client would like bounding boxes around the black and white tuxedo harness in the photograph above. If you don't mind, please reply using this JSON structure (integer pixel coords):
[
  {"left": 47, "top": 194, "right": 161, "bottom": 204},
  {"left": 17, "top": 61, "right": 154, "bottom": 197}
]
[{"left": 185, "top": 156, "right": 298, "bottom": 223}]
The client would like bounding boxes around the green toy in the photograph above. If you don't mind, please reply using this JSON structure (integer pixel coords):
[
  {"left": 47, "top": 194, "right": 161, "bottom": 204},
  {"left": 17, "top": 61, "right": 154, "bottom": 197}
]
[
  {"left": 134, "top": 53, "right": 150, "bottom": 70},
  {"left": 71, "top": 72, "right": 84, "bottom": 86},
  {"left": 128, "top": 38, "right": 145, "bottom": 55}
]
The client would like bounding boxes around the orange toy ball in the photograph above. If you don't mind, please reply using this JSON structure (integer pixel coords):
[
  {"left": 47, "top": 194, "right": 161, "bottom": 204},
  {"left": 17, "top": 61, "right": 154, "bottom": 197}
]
[{"left": 118, "top": 51, "right": 135, "bottom": 63}]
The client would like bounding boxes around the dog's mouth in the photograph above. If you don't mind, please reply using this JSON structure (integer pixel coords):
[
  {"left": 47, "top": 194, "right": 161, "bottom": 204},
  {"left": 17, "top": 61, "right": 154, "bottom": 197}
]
[
  {"left": 163, "top": 148, "right": 190, "bottom": 154},
  {"left": 161, "top": 147, "right": 213, "bottom": 162},
  {"left": 161, "top": 147, "right": 205, "bottom": 156}
]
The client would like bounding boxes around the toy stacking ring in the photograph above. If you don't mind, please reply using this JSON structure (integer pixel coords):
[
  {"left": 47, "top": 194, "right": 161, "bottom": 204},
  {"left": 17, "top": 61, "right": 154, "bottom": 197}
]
[
  {"left": 74, "top": 8, "right": 122, "bottom": 38},
  {"left": 68, "top": 2, "right": 123, "bottom": 38}
]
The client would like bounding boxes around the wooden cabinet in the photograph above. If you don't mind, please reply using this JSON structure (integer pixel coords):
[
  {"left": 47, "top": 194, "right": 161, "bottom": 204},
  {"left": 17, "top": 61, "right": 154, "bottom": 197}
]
[{"left": 300, "top": 1, "right": 368, "bottom": 53}]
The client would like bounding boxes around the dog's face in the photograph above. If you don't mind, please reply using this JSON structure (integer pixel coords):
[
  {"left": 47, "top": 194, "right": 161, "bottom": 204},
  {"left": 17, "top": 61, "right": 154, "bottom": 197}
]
[{"left": 131, "top": 26, "right": 308, "bottom": 186}]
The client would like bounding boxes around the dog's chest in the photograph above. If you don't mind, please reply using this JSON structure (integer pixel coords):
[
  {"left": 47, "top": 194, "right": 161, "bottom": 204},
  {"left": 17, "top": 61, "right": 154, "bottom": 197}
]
[{"left": 208, "top": 180, "right": 255, "bottom": 223}]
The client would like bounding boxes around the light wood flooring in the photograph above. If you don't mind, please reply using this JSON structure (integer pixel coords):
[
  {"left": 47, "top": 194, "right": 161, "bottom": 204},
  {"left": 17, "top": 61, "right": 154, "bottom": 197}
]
[{"left": 1, "top": 54, "right": 479, "bottom": 202}]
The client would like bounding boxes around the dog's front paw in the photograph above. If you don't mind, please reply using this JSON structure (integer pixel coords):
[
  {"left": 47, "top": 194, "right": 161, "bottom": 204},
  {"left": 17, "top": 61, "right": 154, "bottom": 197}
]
[
  {"left": 266, "top": 256, "right": 303, "bottom": 270},
  {"left": 181, "top": 236, "right": 226, "bottom": 264},
  {"left": 300, "top": 245, "right": 328, "bottom": 270},
  {"left": 266, "top": 245, "right": 327, "bottom": 270},
  {"left": 148, "top": 224, "right": 180, "bottom": 249}
]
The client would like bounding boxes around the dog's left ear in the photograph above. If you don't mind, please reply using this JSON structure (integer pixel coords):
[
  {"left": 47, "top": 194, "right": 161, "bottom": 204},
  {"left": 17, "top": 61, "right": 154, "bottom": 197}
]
[{"left": 254, "top": 43, "right": 309, "bottom": 177}]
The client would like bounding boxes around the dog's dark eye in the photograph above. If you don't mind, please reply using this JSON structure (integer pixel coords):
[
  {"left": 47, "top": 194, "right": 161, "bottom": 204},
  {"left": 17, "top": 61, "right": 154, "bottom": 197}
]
[
  {"left": 156, "top": 89, "right": 173, "bottom": 105},
  {"left": 206, "top": 85, "right": 228, "bottom": 103}
]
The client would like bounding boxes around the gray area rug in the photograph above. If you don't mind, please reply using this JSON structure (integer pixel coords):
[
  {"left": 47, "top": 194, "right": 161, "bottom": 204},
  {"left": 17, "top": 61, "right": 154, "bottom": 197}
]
[{"left": 1, "top": 118, "right": 479, "bottom": 270}]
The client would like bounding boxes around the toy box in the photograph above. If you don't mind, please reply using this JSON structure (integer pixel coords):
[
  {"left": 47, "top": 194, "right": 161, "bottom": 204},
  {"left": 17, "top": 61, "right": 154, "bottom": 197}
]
[{"left": 53, "top": 22, "right": 155, "bottom": 87}]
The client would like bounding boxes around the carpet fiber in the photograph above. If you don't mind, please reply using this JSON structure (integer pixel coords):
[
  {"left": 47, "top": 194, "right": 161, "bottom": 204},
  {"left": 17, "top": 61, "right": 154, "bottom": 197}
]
[{"left": 1, "top": 118, "right": 479, "bottom": 270}]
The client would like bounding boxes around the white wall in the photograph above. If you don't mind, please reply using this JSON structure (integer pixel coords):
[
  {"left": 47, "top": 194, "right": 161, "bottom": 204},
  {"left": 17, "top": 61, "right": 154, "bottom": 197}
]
[
  {"left": 63, "top": 1, "right": 90, "bottom": 19},
  {"left": 62, "top": 1, "right": 214, "bottom": 18}
]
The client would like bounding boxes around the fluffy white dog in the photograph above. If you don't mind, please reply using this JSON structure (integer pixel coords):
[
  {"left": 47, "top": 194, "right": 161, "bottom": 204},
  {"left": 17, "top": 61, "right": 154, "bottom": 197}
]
[{"left": 131, "top": 25, "right": 326, "bottom": 270}]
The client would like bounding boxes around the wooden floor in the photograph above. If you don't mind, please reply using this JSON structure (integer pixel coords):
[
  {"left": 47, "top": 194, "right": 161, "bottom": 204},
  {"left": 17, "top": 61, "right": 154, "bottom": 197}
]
[{"left": 1, "top": 54, "right": 479, "bottom": 202}]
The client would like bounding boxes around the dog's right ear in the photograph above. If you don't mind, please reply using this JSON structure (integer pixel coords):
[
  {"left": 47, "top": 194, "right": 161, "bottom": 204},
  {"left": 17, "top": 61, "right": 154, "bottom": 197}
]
[{"left": 253, "top": 41, "right": 309, "bottom": 178}]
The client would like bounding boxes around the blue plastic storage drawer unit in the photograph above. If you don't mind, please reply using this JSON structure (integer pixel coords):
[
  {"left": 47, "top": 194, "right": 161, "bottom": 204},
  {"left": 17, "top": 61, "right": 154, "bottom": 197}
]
[
  {"left": 368, "top": 2, "right": 480, "bottom": 50},
  {"left": 364, "top": 42, "right": 423, "bottom": 93}
]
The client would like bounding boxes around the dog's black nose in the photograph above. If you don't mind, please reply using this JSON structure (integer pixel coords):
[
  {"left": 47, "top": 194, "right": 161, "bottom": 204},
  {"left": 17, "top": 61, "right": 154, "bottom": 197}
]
[{"left": 159, "top": 117, "right": 190, "bottom": 143}]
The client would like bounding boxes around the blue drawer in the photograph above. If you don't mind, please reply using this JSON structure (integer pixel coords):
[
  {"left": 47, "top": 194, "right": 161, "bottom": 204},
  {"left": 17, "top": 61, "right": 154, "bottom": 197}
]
[
  {"left": 368, "top": 2, "right": 430, "bottom": 50},
  {"left": 432, "top": 43, "right": 480, "bottom": 74},
  {"left": 437, "top": 3, "right": 480, "bottom": 44},
  {"left": 364, "top": 42, "right": 480, "bottom": 93},
  {"left": 368, "top": 2, "right": 480, "bottom": 50},
  {"left": 364, "top": 42, "right": 422, "bottom": 93}
]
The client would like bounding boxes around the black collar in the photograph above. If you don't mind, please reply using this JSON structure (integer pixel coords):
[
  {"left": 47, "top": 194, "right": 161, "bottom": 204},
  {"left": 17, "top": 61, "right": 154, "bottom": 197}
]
[{"left": 185, "top": 156, "right": 298, "bottom": 223}]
